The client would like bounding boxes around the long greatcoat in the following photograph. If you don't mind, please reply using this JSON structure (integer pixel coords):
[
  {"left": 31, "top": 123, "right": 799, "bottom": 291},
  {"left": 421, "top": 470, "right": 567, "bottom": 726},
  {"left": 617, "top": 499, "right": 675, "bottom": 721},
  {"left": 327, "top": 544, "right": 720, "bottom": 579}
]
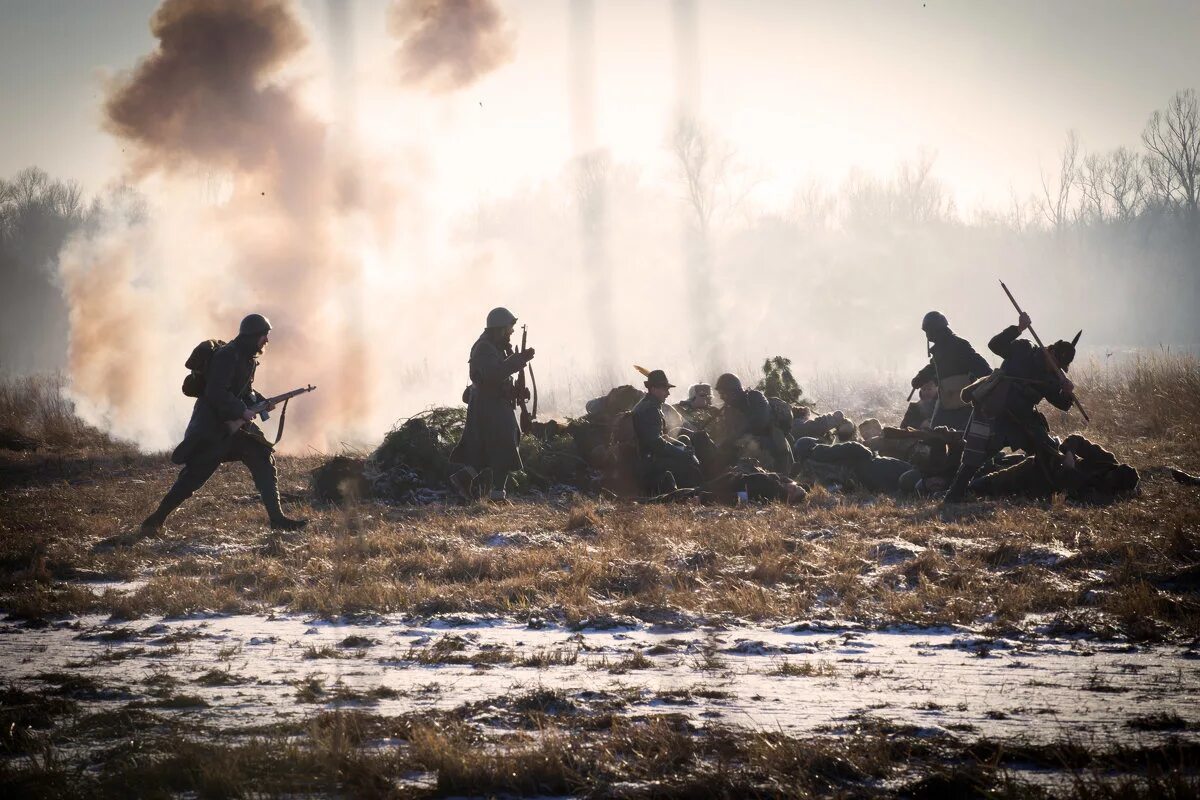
[
  {"left": 450, "top": 331, "right": 526, "bottom": 475},
  {"left": 171, "top": 336, "right": 261, "bottom": 465}
]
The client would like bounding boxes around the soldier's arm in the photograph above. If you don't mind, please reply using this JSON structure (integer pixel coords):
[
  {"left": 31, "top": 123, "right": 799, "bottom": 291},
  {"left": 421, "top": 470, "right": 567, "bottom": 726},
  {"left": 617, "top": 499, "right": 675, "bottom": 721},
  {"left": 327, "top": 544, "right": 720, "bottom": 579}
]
[
  {"left": 1043, "top": 378, "right": 1073, "bottom": 412},
  {"left": 471, "top": 343, "right": 525, "bottom": 384},
  {"left": 911, "top": 361, "right": 936, "bottom": 389},
  {"left": 632, "top": 404, "right": 669, "bottom": 455},
  {"left": 203, "top": 348, "right": 248, "bottom": 421},
  {"left": 966, "top": 347, "right": 993, "bottom": 379},
  {"left": 988, "top": 325, "right": 1023, "bottom": 359}
]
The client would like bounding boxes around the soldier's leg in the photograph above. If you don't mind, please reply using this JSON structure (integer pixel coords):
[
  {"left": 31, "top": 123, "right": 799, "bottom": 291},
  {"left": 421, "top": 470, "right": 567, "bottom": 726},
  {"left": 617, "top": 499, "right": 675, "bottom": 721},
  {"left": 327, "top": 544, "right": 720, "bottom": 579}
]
[
  {"left": 943, "top": 415, "right": 997, "bottom": 503},
  {"left": 140, "top": 456, "right": 221, "bottom": 534},
  {"left": 233, "top": 435, "right": 307, "bottom": 529},
  {"left": 489, "top": 470, "right": 510, "bottom": 501}
]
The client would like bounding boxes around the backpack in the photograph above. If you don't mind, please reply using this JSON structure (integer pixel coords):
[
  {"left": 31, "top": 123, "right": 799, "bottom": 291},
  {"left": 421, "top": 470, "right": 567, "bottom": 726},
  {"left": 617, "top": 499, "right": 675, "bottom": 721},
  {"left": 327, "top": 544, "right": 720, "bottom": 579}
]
[{"left": 181, "top": 339, "right": 226, "bottom": 397}]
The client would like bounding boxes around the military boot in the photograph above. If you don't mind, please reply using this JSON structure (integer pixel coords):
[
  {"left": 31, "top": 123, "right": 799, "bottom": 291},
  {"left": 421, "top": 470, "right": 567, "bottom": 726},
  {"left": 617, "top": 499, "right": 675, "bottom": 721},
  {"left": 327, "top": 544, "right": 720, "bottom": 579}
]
[
  {"left": 139, "top": 485, "right": 190, "bottom": 536},
  {"left": 255, "top": 473, "right": 308, "bottom": 531}
]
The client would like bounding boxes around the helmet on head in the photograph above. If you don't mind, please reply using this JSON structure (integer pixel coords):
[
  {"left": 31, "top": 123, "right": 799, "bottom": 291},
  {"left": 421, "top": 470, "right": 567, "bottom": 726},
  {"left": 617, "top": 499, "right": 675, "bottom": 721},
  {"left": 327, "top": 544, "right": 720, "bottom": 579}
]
[
  {"left": 1048, "top": 330, "right": 1082, "bottom": 371},
  {"left": 486, "top": 307, "right": 518, "bottom": 329},
  {"left": 921, "top": 311, "right": 949, "bottom": 335},
  {"left": 715, "top": 373, "right": 743, "bottom": 395},
  {"left": 239, "top": 313, "right": 272, "bottom": 338}
]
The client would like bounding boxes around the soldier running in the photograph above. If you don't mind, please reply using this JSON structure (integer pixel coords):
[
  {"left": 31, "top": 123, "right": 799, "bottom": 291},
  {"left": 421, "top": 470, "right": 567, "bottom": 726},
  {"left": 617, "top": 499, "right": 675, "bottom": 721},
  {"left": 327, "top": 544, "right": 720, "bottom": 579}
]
[
  {"left": 449, "top": 307, "right": 535, "bottom": 502},
  {"left": 139, "top": 314, "right": 307, "bottom": 534}
]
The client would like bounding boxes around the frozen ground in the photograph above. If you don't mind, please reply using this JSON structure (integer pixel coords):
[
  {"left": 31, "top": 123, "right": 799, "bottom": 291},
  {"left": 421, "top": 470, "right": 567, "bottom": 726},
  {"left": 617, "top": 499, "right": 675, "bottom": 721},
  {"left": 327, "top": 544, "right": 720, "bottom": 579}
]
[{"left": 4, "top": 608, "right": 1197, "bottom": 745}]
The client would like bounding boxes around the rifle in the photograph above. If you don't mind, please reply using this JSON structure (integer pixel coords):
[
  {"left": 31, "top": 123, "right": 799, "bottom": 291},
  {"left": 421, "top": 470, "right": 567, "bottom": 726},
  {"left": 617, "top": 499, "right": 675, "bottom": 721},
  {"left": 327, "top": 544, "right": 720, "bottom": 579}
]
[
  {"left": 515, "top": 326, "right": 535, "bottom": 435},
  {"left": 225, "top": 385, "right": 317, "bottom": 438},
  {"left": 999, "top": 281, "right": 1090, "bottom": 422},
  {"left": 881, "top": 426, "right": 963, "bottom": 447}
]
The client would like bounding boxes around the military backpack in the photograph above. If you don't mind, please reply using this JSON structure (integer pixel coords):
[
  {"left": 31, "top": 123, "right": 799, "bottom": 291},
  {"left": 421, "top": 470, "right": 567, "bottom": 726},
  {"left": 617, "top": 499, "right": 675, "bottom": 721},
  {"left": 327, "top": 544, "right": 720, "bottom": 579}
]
[{"left": 181, "top": 339, "right": 226, "bottom": 397}]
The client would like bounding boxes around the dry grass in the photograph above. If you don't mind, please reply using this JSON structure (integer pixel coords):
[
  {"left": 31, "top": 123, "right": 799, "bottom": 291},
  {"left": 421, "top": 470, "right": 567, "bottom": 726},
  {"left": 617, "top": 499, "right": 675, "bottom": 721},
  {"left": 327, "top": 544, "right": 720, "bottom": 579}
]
[
  {"left": 1, "top": 359, "right": 1199, "bottom": 639},
  {"left": 1, "top": 686, "right": 1196, "bottom": 798}
]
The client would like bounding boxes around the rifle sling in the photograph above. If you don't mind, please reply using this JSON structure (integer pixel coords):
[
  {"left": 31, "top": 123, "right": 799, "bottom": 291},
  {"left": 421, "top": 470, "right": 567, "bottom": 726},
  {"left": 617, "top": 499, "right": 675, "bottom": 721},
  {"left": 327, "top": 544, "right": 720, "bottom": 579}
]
[{"left": 273, "top": 398, "right": 290, "bottom": 445}]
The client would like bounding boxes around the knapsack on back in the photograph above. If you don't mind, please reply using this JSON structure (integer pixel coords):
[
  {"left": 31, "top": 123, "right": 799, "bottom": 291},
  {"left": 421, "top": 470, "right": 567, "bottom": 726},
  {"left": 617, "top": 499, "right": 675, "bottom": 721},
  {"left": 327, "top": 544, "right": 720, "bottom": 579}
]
[{"left": 181, "top": 339, "right": 226, "bottom": 398}]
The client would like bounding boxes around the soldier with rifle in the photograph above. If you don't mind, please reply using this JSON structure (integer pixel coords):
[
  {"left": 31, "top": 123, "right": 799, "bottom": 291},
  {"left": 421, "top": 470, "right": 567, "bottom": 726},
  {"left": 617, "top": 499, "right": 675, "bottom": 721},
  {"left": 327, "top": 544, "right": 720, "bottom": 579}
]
[
  {"left": 140, "top": 314, "right": 312, "bottom": 534},
  {"left": 943, "top": 285, "right": 1085, "bottom": 504},
  {"left": 449, "top": 307, "right": 536, "bottom": 502},
  {"left": 910, "top": 311, "right": 993, "bottom": 431}
]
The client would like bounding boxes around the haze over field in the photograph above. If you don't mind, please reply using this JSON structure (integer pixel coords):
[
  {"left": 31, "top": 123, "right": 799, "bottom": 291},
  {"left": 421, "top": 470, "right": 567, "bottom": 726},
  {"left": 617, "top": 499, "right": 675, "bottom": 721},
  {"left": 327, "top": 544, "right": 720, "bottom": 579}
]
[{"left": 1, "top": 0, "right": 1197, "bottom": 451}]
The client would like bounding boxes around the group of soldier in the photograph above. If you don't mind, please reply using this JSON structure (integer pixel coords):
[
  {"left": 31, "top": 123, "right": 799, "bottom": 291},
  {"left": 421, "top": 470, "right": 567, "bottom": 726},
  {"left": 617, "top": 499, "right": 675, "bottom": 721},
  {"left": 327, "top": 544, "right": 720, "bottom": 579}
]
[
  {"left": 443, "top": 305, "right": 1138, "bottom": 509},
  {"left": 139, "top": 305, "right": 1140, "bottom": 535}
]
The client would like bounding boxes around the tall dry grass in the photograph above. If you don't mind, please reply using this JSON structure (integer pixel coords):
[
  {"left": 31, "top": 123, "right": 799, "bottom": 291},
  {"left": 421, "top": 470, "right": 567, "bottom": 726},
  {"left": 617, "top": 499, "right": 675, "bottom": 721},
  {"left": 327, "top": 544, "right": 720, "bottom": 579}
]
[{"left": 0, "top": 373, "right": 126, "bottom": 450}]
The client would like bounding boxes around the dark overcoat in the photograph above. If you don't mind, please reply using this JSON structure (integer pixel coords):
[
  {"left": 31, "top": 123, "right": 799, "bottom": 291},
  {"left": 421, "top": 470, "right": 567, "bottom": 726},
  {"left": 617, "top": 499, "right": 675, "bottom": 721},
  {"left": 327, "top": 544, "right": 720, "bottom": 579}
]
[
  {"left": 450, "top": 331, "right": 525, "bottom": 475},
  {"left": 171, "top": 336, "right": 260, "bottom": 465}
]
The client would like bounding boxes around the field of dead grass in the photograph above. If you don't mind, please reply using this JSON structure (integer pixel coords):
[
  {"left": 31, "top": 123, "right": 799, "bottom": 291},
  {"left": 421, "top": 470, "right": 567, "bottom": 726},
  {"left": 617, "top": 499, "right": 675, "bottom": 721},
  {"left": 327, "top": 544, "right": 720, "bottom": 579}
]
[{"left": 1, "top": 357, "right": 1198, "bottom": 797}]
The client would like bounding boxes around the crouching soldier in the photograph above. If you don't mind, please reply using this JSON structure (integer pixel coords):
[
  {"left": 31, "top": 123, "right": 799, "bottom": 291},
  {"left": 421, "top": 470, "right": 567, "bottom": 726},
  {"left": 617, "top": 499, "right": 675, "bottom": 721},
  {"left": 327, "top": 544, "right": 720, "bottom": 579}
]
[
  {"left": 943, "top": 311, "right": 1081, "bottom": 504},
  {"left": 631, "top": 369, "right": 703, "bottom": 494},
  {"left": 140, "top": 314, "right": 307, "bottom": 534},
  {"left": 713, "top": 373, "right": 793, "bottom": 474},
  {"left": 449, "top": 307, "right": 535, "bottom": 502}
]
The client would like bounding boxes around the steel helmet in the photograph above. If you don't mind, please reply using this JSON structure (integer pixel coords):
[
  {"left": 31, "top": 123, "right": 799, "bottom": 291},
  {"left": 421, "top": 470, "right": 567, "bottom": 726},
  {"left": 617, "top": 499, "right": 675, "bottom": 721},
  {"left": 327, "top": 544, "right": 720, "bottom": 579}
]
[
  {"left": 486, "top": 307, "right": 518, "bottom": 328},
  {"left": 239, "top": 313, "right": 272, "bottom": 337},
  {"left": 715, "top": 373, "right": 743, "bottom": 394},
  {"left": 921, "top": 311, "right": 949, "bottom": 334}
]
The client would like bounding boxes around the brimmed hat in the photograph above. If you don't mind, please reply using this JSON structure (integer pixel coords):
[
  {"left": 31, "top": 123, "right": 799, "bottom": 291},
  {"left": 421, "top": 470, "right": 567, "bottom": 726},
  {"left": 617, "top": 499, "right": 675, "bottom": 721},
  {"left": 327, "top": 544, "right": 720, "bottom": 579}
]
[{"left": 643, "top": 369, "right": 675, "bottom": 389}]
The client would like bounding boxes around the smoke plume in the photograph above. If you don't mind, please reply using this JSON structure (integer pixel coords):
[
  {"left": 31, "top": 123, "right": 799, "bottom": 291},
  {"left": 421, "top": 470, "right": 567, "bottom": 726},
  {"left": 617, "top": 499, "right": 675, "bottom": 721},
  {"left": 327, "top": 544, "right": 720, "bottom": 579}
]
[
  {"left": 62, "top": 0, "right": 373, "bottom": 450},
  {"left": 388, "top": 0, "right": 515, "bottom": 92}
]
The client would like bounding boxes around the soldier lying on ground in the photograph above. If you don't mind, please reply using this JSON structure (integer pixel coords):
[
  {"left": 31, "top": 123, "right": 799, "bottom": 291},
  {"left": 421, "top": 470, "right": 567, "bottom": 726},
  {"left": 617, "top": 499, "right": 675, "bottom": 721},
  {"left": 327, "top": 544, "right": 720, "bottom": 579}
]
[
  {"left": 646, "top": 461, "right": 806, "bottom": 506},
  {"left": 140, "top": 314, "right": 307, "bottom": 535},
  {"left": 630, "top": 369, "right": 703, "bottom": 494},
  {"left": 911, "top": 311, "right": 993, "bottom": 431},
  {"left": 943, "top": 311, "right": 1081, "bottom": 504},
  {"left": 970, "top": 434, "right": 1139, "bottom": 503},
  {"left": 794, "top": 437, "right": 913, "bottom": 494},
  {"left": 449, "top": 307, "right": 536, "bottom": 502},
  {"left": 712, "top": 373, "right": 794, "bottom": 474},
  {"left": 791, "top": 407, "right": 858, "bottom": 443}
]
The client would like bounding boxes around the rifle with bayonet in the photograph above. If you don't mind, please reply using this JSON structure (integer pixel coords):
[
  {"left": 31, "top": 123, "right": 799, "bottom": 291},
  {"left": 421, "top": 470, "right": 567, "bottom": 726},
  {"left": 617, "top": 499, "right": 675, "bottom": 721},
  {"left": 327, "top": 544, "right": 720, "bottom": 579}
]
[{"left": 999, "top": 281, "right": 1090, "bottom": 422}]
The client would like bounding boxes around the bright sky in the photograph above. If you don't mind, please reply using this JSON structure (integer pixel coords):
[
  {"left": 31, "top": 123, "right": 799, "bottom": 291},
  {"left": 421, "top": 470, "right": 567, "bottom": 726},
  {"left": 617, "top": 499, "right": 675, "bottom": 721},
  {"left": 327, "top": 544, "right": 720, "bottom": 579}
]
[{"left": 2, "top": 0, "right": 1197, "bottom": 214}]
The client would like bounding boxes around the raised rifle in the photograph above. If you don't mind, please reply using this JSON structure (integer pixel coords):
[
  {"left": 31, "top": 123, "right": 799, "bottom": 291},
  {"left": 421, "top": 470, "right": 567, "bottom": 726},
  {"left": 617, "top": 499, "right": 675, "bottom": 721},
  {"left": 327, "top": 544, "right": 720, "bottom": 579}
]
[
  {"left": 515, "top": 326, "right": 536, "bottom": 435},
  {"left": 225, "top": 385, "right": 317, "bottom": 439},
  {"left": 999, "top": 280, "right": 1090, "bottom": 422}
]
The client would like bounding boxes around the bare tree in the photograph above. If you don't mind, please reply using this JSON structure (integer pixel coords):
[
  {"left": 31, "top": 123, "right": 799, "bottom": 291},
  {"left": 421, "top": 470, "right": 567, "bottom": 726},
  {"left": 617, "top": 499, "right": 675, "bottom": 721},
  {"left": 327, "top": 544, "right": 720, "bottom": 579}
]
[
  {"left": 895, "top": 149, "right": 951, "bottom": 224},
  {"left": 1142, "top": 88, "right": 1200, "bottom": 212},
  {"left": 1103, "top": 147, "right": 1146, "bottom": 222},
  {"left": 1039, "top": 130, "right": 1080, "bottom": 231}
]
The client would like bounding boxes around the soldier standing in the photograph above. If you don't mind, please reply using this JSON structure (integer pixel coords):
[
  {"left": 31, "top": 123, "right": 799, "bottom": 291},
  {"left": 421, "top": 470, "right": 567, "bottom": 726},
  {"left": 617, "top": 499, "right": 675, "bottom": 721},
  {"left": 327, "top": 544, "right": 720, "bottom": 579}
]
[
  {"left": 910, "top": 311, "right": 992, "bottom": 431},
  {"left": 630, "top": 369, "right": 702, "bottom": 493},
  {"left": 943, "top": 311, "right": 1081, "bottom": 503},
  {"left": 449, "top": 307, "right": 535, "bottom": 502},
  {"left": 139, "top": 314, "right": 307, "bottom": 534}
]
